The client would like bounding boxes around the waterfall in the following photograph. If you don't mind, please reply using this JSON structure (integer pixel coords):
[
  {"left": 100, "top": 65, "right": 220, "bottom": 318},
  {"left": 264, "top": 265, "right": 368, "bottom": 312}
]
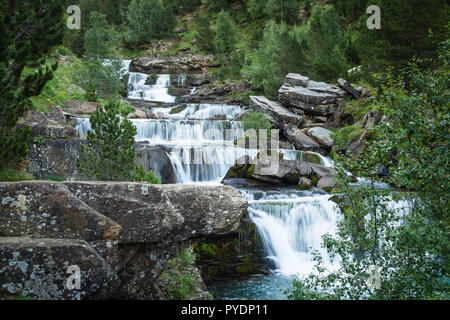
[
  {"left": 151, "top": 104, "right": 243, "bottom": 120},
  {"left": 127, "top": 73, "right": 175, "bottom": 103},
  {"left": 241, "top": 190, "right": 339, "bottom": 276},
  {"left": 177, "top": 74, "right": 187, "bottom": 86}
]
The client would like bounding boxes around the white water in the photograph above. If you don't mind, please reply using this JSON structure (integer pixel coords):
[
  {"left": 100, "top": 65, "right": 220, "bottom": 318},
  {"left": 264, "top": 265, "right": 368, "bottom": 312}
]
[
  {"left": 127, "top": 73, "right": 175, "bottom": 103},
  {"left": 152, "top": 103, "right": 243, "bottom": 120}
]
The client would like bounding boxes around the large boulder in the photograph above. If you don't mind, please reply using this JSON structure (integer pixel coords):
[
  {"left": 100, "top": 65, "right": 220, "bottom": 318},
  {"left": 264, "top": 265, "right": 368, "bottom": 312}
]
[
  {"left": 337, "top": 78, "right": 361, "bottom": 99},
  {"left": 306, "top": 127, "right": 334, "bottom": 149},
  {"left": 64, "top": 182, "right": 247, "bottom": 244},
  {"left": 279, "top": 73, "right": 347, "bottom": 115},
  {"left": 0, "top": 237, "right": 118, "bottom": 300},
  {"left": 249, "top": 96, "right": 303, "bottom": 128}
]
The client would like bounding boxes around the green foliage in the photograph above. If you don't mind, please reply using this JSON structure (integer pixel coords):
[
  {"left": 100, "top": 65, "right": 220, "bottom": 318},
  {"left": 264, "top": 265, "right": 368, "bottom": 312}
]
[
  {"left": 355, "top": 0, "right": 449, "bottom": 72},
  {"left": 85, "top": 81, "right": 99, "bottom": 102},
  {"left": 0, "top": 1, "right": 64, "bottom": 169},
  {"left": 265, "top": 0, "right": 300, "bottom": 24},
  {"left": 201, "top": 0, "right": 231, "bottom": 11},
  {"left": 214, "top": 11, "right": 237, "bottom": 55},
  {"left": 287, "top": 41, "right": 450, "bottom": 300},
  {"left": 195, "top": 14, "right": 216, "bottom": 53},
  {"left": 84, "top": 12, "right": 117, "bottom": 59},
  {"left": 77, "top": 99, "right": 160, "bottom": 183},
  {"left": 245, "top": 21, "right": 307, "bottom": 98},
  {"left": 332, "top": 126, "right": 364, "bottom": 150},
  {"left": 127, "top": 0, "right": 175, "bottom": 45},
  {"left": 74, "top": 59, "right": 124, "bottom": 99},
  {"left": 242, "top": 111, "right": 274, "bottom": 133},
  {"left": 162, "top": 246, "right": 198, "bottom": 300},
  {"left": 247, "top": 0, "right": 267, "bottom": 20},
  {"left": 0, "top": 168, "right": 34, "bottom": 182}
]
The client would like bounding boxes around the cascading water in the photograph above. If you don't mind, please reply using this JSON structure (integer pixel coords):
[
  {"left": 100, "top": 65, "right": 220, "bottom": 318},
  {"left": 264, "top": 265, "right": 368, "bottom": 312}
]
[
  {"left": 127, "top": 72, "right": 175, "bottom": 103},
  {"left": 75, "top": 60, "right": 343, "bottom": 299}
]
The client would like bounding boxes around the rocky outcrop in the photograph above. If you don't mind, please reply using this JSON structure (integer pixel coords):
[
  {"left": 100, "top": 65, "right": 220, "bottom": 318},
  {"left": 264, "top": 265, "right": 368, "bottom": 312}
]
[
  {"left": 27, "top": 139, "right": 176, "bottom": 183},
  {"left": 0, "top": 237, "right": 118, "bottom": 300},
  {"left": 279, "top": 73, "right": 347, "bottom": 116},
  {"left": 63, "top": 100, "right": 101, "bottom": 116},
  {"left": 249, "top": 96, "right": 303, "bottom": 128},
  {"left": 130, "top": 56, "right": 220, "bottom": 74},
  {"left": 0, "top": 181, "right": 247, "bottom": 300},
  {"left": 18, "top": 108, "right": 79, "bottom": 140},
  {"left": 306, "top": 127, "right": 334, "bottom": 149},
  {"left": 223, "top": 153, "right": 335, "bottom": 189}
]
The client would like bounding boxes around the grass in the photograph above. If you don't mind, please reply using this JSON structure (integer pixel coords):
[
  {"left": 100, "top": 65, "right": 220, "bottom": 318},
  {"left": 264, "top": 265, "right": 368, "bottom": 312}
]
[
  {"left": 0, "top": 168, "right": 34, "bottom": 182},
  {"left": 332, "top": 126, "right": 365, "bottom": 150}
]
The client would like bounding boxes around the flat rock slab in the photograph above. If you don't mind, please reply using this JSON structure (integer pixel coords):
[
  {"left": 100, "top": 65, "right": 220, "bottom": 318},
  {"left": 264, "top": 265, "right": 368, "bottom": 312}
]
[
  {"left": 64, "top": 182, "right": 248, "bottom": 244},
  {"left": 0, "top": 237, "right": 117, "bottom": 300},
  {"left": 284, "top": 125, "right": 321, "bottom": 152},
  {"left": 249, "top": 96, "right": 303, "bottom": 127}
]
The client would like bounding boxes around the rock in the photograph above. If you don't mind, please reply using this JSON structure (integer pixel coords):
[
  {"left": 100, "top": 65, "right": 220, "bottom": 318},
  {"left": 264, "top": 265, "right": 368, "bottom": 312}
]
[
  {"left": 298, "top": 177, "right": 312, "bottom": 190},
  {"left": 0, "top": 181, "right": 122, "bottom": 241},
  {"left": 0, "top": 237, "right": 118, "bottom": 300},
  {"left": 130, "top": 56, "right": 220, "bottom": 74},
  {"left": 337, "top": 78, "right": 361, "bottom": 99},
  {"left": 67, "top": 84, "right": 85, "bottom": 95},
  {"left": 27, "top": 139, "right": 176, "bottom": 183},
  {"left": 298, "top": 162, "right": 335, "bottom": 180},
  {"left": 362, "top": 109, "right": 381, "bottom": 129},
  {"left": 317, "top": 176, "right": 337, "bottom": 192},
  {"left": 63, "top": 100, "right": 101, "bottom": 115},
  {"left": 302, "top": 152, "right": 323, "bottom": 165},
  {"left": 279, "top": 73, "right": 347, "bottom": 115},
  {"left": 284, "top": 125, "right": 321, "bottom": 152},
  {"left": 207, "top": 114, "right": 227, "bottom": 121},
  {"left": 306, "top": 127, "right": 334, "bottom": 149},
  {"left": 249, "top": 96, "right": 303, "bottom": 128},
  {"left": 19, "top": 108, "right": 79, "bottom": 140},
  {"left": 64, "top": 182, "right": 247, "bottom": 243},
  {"left": 127, "top": 109, "right": 149, "bottom": 119}
]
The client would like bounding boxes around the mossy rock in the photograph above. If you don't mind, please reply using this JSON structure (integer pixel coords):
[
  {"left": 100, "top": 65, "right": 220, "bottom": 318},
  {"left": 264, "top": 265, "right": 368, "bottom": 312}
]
[
  {"left": 170, "top": 104, "right": 187, "bottom": 115},
  {"left": 144, "top": 74, "right": 157, "bottom": 86},
  {"left": 235, "top": 262, "right": 259, "bottom": 275},
  {"left": 302, "top": 152, "right": 322, "bottom": 165}
]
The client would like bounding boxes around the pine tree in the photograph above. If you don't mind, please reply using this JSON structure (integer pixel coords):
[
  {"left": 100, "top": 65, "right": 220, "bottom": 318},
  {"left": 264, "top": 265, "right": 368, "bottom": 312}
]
[
  {"left": 84, "top": 12, "right": 115, "bottom": 59},
  {"left": 195, "top": 15, "right": 216, "bottom": 53},
  {"left": 247, "top": 0, "right": 267, "bottom": 20},
  {"left": 0, "top": 0, "right": 64, "bottom": 169},
  {"left": 127, "top": 0, "right": 175, "bottom": 45},
  {"left": 265, "top": 0, "right": 300, "bottom": 24},
  {"left": 214, "top": 11, "right": 237, "bottom": 55},
  {"left": 77, "top": 100, "right": 160, "bottom": 183}
]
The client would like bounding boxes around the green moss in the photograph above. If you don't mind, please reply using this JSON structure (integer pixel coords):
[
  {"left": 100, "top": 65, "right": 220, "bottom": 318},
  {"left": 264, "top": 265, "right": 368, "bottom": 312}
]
[
  {"left": 333, "top": 126, "right": 364, "bottom": 150},
  {"left": 0, "top": 168, "right": 34, "bottom": 182},
  {"left": 343, "top": 98, "right": 379, "bottom": 122},
  {"left": 235, "top": 262, "right": 259, "bottom": 274},
  {"left": 170, "top": 104, "right": 188, "bottom": 114},
  {"left": 302, "top": 152, "right": 322, "bottom": 165}
]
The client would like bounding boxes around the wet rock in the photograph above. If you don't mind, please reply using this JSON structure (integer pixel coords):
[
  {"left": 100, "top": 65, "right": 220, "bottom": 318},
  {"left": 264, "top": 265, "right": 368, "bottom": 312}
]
[
  {"left": 306, "top": 127, "right": 334, "bottom": 149},
  {"left": 298, "top": 177, "right": 313, "bottom": 190},
  {"left": 0, "top": 237, "right": 118, "bottom": 300},
  {"left": 317, "top": 176, "right": 337, "bottom": 192},
  {"left": 130, "top": 56, "right": 220, "bottom": 74}
]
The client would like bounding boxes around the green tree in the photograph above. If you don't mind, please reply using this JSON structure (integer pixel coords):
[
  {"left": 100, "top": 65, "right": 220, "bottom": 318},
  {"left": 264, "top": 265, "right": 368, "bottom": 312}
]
[
  {"left": 245, "top": 21, "right": 307, "bottom": 98},
  {"left": 84, "top": 12, "right": 116, "bottom": 59},
  {"left": 301, "top": 4, "right": 349, "bottom": 81},
  {"left": 127, "top": 0, "right": 175, "bottom": 45},
  {"left": 77, "top": 100, "right": 160, "bottom": 184},
  {"left": 265, "top": 0, "right": 300, "bottom": 24},
  {"left": 355, "top": 0, "right": 449, "bottom": 72},
  {"left": 0, "top": 0, "right": 64, "bottom": 169},
  {"left": 195, "top": 15, "right": 216, "bottom": 53},
  {"left": 247, "top": 0, "right": 267, "bottom": 20},
  {"left": 214, "top": 11, "right": 237, "bottom": 55},
  {"left": 287, "top": 40, "right": 450, "bottom": 300}
]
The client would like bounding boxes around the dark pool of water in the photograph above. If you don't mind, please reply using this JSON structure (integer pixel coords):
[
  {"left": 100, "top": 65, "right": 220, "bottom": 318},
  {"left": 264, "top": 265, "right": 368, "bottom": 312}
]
[{"left": 208, "top": 274, "right": 293, "bottom": 300}]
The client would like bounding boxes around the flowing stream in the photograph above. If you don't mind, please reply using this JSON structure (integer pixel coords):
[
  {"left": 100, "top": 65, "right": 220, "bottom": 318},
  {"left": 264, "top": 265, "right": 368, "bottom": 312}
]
[{"left": 75, "top": 63, "right": 342, "bottom": 299}]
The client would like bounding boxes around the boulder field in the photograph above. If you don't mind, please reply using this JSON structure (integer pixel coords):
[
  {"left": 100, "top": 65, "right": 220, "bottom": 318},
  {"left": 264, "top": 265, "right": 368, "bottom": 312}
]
[{"left": 0, "top": 181, "right": 247, "bottom": 300}]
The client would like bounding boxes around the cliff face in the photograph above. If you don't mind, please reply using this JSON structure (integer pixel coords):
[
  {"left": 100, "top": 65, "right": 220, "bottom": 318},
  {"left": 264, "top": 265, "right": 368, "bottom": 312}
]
[{"left": 0, "top": 181, "right": 247, "bottom": 300}]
